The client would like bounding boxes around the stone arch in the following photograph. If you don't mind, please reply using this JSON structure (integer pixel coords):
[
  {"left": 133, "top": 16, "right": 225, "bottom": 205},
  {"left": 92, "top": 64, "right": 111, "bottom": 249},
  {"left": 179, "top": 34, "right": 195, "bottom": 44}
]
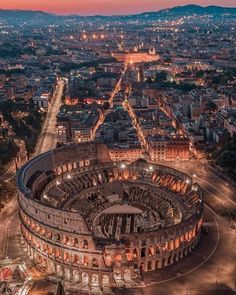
[
  {"left": 168, "top": 239, "right": 174, "bottom": 251},
  {"left": 65, "top": 268, "right": 70, "bottom": 280},
  {"left": 141, "top": 247, "right": 146, "bottom": 257},
  {"left": 82, "top": 272, "right": 89, "bottom": 284},
  {"left": 113, "top": 270, "right": 122, "bottom": 281},
  {"left": 54, "top": 248, "right": 60, "bottom": 258},
  {"left": 148, "top": 245, "right": 155, "bottom": 256},
  {"left": 73, "top": 254, "right": 79, "bottom": 264},
  {"left": 147, "top": 261, "right": 152, "bottom": 271},
  {"left": 161, "top": 258, "right": 165, "bottom": 268},
  {"left": 156, "top": 244, "right": 161, "bottom": 254},
  {"left": 47, "top": 246, "right": 53, "bottom": 255},
  {"left": 55, "top": 233, "right": 61, "bottom": 242},
  {"left": 74, "top": 237, "right": 79, "bottom": 247},
  {"left": 83, "top": 256, "right": 89, "bottom": 266},
  {"left": 62, "top": 235, "right": 69, "bottom": 245},
  {"left": 104, "top": 252, "right": 112, "bottom": 267},
  {"left": 164, "top": 256, "right": 169, "bottom": 267},
  {"left": 133, "top": 248, "right": 138, "bottom": 260},
  {"left": 114, "top": 253, "right": 122, "bottom": 262},
  {"left": 125, "top": 248, "right": 133, "bottom": 262},
  {"left": 102, "top": 275, "right": 109, "bottom": 287},
  {"left": 92, "top": 258, "right": 99, "bottom": 268},
  {"left": 91, "top": 274, "right": 99, "bottom": 286},
  {"left": 174, "top": 252, "right": 179, "bottom": 262},
  {"left": 68, "top": 163, "right": 73, "bottom": 171},
  {"left": 167, "top": 255, "right": 172, "bottom": 265},
  {"left": 124, "top": 269, "right": 131, "bottom": 281},
  {"left": 184, "top": 247, "right": 188, "bottom": 256},
  {"left": 187, "top": 244, "right": 192, "bottom": 253},
  {"left": 56, "top": 264, "right": 62, "bottom": 276},
  {"left": 175, "top": 238, "right": 180, "bottom": 249},
  {"left": 73, "top": 270, "right": 80, "bottom": 282},
  {"left": 82, "top": 239, "right": 89, "bottom": 249},
  {"left": 63, "top": 252, "right": 70, "bottom": 262}
]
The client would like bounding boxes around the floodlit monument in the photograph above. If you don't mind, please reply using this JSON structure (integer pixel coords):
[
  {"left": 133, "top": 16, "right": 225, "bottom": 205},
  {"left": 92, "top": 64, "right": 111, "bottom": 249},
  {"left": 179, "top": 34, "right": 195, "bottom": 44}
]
[{"left": 17, "top": 143, "right": 203, "bottom": 289}]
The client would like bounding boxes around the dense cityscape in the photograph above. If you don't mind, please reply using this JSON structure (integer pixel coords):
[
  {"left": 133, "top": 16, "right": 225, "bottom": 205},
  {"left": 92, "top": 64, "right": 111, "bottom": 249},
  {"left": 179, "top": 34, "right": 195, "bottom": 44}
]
[{"left": 0, "top": 4, "right": 235, "bottom": 295}]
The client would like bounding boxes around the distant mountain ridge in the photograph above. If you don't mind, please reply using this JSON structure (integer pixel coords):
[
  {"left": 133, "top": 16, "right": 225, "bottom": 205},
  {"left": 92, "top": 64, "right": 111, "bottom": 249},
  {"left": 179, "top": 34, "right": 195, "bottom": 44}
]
[{"left": 0, "top": 4, "right": 235, "bottom": 23}]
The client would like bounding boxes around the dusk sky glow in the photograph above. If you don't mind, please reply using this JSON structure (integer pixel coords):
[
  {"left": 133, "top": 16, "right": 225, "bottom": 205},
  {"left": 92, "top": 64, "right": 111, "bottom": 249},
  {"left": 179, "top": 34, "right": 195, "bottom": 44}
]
[{"left": 0, "top": 0, "right": 236, "bottom": 15}]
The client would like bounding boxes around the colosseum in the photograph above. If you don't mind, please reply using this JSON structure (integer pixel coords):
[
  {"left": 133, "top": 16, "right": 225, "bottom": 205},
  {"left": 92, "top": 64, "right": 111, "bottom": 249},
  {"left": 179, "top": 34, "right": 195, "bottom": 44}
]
[{"left": 17, "top": 143, "right": 203, "bottom": 291}]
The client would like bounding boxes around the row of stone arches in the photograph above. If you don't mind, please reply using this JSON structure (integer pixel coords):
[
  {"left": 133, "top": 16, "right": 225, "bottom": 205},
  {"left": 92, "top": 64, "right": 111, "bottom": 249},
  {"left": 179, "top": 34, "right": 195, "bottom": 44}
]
[
  {"left": 22, "top": 215, "right": 91, "bottom": 250},
  {"left": 35, "top": 255, "right": 110, "bottom": 286},
  {"left": 22, "top": 228, "right": 101, "bottom": 269},
  {"left": 142, "top": 240, "right": 197, "bottom": 272},
  {"left": 55, "top": 159, "right": 91, "bottom": 176}
]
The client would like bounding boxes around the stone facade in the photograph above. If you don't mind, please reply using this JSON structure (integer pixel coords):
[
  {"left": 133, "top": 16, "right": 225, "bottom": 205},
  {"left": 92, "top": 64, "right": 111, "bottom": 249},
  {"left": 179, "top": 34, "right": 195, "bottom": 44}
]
[{"left": 17, "top": 143, "right": 203, "bottom": 289}]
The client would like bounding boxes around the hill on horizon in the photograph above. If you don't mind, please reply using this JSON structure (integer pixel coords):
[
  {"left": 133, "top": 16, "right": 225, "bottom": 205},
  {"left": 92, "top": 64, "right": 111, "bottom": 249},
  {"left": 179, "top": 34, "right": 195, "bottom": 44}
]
[{"left": 0, "top": 4, "right": 235, "bottom": 23}]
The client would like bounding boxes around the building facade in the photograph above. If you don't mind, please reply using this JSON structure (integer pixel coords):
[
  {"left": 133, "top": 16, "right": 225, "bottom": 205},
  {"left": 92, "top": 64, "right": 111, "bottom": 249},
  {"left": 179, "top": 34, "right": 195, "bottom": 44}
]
[{"left": 17, "top": 143, "right": 203, "bottom": 290}]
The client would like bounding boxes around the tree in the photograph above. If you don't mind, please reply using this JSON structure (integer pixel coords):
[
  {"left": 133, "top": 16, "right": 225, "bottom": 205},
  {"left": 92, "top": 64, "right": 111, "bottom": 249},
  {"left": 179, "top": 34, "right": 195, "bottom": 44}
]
[
  {"left": 103, "top": 102, "right": 110, "bottom": 111},
  {"left": 155, "top": 71, "right": 167, "bottom": 82}
]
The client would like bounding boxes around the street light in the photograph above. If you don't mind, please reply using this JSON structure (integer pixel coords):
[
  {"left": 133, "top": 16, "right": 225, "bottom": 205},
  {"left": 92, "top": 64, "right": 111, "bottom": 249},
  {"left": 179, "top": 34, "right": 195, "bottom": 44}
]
[{"left": 120, "top": 163, "right": 126, "bottom": 169}]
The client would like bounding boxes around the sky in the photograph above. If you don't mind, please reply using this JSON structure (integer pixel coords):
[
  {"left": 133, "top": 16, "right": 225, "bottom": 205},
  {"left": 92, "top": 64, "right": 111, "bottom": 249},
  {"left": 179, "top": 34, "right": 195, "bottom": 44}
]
[{"left": 0, "top": 0, "right": 236, "bottom": 15}]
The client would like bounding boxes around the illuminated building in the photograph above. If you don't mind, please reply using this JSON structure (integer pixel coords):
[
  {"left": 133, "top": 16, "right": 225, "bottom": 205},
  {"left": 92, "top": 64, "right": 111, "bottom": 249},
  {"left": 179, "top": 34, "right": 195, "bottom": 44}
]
[
  {"left": 17, "top": 143, "right": 203, "bottom": 289},
  {"left": 149, "top": 136, "right": 190, "bottom": 161},
  {"left": 112, "top": 48, "right": 159, "bottom": 65}
]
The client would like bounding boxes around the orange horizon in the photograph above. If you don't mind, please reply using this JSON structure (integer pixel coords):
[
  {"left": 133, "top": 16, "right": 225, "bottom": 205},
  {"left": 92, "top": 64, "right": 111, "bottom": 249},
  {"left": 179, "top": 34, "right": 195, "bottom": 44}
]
[{"left": 0, "top": 0, "right": 235, "bottom": 15}]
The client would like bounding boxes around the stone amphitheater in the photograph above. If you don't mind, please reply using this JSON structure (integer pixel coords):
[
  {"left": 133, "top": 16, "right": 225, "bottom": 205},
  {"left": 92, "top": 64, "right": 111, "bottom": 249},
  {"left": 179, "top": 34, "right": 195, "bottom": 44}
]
[{"left": 17, "top": 143, "right": 203, "bottom": 291}]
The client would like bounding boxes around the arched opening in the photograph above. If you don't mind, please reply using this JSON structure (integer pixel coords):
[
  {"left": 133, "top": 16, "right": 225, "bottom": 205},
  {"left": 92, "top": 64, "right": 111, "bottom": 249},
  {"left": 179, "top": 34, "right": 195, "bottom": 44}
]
[
  {"left": 91, "top": 274, "right": 99, "bottom": 286},
  {"left": 141, "top": 247, "right": 146, "bottom": 257},
  {"left": 74, "top": 238, "right": 79, "bottom": 247},
  {"left": 62, "top": 236, "right": 69, "bottom": 245},
  {"left": 73, "top": 254, "right": 79, "bottom": 264},
  {"left": 175, "top": 238, "right": 180, "bottom": 249},
  {"left": 82, "top": 272, "right": 89, "bottom": 284},
  {"left": 48, "top": 246, "right": 53, "bottom": 255},
  {"left": 65, "top": 268, "right": 70, "bottom": 279},
  {"left": 104, "top": 251, "right": 112, "bottom": 267},
  {"left": 113, "top": 270, "right": 122, "bottom": 281},
  {"left": 133, "top": 248, "right": 138, "bottom": 260},
  {"left": 147, "top": 261, "right": 152, "bottom": 271},
  {"left": 56, "top": 264, "right": 62, "bottom": 276},
  {"left": 163, "top": 242, "right": 168, "bottom": 252},
  {"left": 174, "top": 252, "right": 179, "bottom": 262},
  {"left": 82, "top": 239, "right": 89, "bottom": 249},
  {"left": 83, "top": 256, "right": 89, "bottom": 266},
  {"left": 168, "top": 240, "right": 174, "bottom": 251},
  {"left": 125, "top": 248, "right": 133, "bottom": 262},
  {"left": 114, "top": 253, "right": 122, "bottom": 263},
  {"left": 55, "top": 233, "right": 61, "bottom": 242},
  {"left": 185, "top": 232, "right": 189, "bottom": 241},
  {"left": 64, "top": 252, "right": 70, "bottom": 262},
  {"left": 73, "top": 270, "right": 80, "bottom": 282},
  {"left": 156, "top": 244, "right": 160, "bottom": 254},
  {"left": 124, "top": 269, "right": 131, "bottom": 281},
  {"left": 102, "top": 275, "right": 109, "bottom": 287},
  {"left": 148, "top": 245, "right": 155, "bottom": 256},
  {"left": 92, "top": 258, "right": 99, "bottom": 268},
  {"left": 161, "top": 258, "right": 165, "bottom": 268}
]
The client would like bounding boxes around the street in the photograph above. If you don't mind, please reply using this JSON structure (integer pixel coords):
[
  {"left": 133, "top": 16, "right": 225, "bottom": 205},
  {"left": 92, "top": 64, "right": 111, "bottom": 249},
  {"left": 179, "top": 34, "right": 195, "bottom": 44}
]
[
  {"left": 34, "top": 80, "right": 64, "bottom": 155},
  {"left": 0, "top": 79, "right": 65, "bottom": 261}
]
